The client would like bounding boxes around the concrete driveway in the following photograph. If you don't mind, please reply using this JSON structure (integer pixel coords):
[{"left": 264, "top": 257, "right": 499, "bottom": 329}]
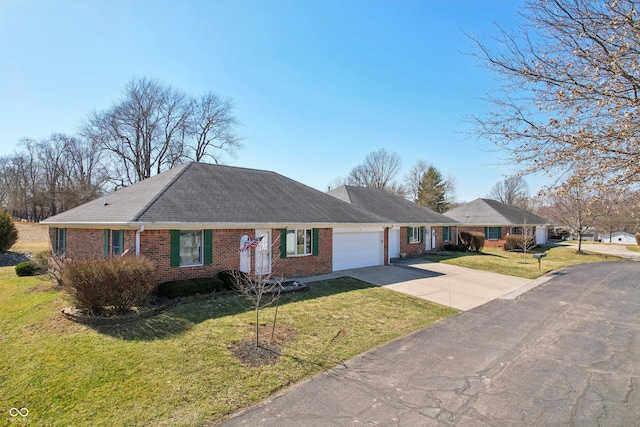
[
  {"left": 221, "top": 261, "right": 640, "bottom": 426},
  {"left": 301, "top": 258, "right": 536, "bottom": 311},
  {"left": 561, "top": 242, "right": 640, "bottom": 261}
]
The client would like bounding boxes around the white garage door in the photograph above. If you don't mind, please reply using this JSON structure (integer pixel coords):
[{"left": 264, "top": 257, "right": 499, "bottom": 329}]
[
  {"left": 333, "top": 229, "right": 384, "bottom": 271},
  {"left": 536, "top": 226, "right": 548, "bottom": 245}
]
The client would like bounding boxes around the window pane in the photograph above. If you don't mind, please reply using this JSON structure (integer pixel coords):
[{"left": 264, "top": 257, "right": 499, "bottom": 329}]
[
  {"left": 111, "top": 230, "right": 122, "bottom": 255},
  {"left": 180, "top": 230, "right": 202, "bottom": 265},
  {"left": 296, "top": 230, "right": 304, "bottom": 255},
  {"left": 286, "top": 230, "right": 296, "bottom": 255},
  {"left": 488, "top": 227, "right": 500, "bottom": 240}
]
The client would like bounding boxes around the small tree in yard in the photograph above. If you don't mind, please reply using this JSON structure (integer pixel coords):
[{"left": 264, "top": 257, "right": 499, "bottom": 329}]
[
  {"left": 232, "top": 234, "right": 283, "bottom": 348},
  {"left": 518, "top": 221, "right": 536, "bottom": 263},
  {"left": 0, "top": 210, "right": 18, "bottom": 252}
]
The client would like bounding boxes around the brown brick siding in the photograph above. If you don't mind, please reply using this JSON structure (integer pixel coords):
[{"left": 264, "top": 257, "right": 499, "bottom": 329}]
[
  {"left": 458, "top": 226, "right": 536, "bottom": 248},
  {"left": 52, "top": 227, "right": 335, "bottom": 283}
]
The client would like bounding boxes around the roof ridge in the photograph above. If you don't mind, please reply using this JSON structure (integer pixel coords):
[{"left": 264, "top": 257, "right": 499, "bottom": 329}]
[{"left": 132, "top": 162, "right": 194, "bottom": 221}]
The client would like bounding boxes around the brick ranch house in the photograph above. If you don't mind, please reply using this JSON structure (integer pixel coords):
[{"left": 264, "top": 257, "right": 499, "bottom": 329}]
[
  {"left": 444, "top": 198, "right": 550, "bottom": 248},
  {"left": 41, "top": 162, "right": 457, "bottom": 284},
  {"left": 328, "top": 185, "right": 460, "bottom": 260}
]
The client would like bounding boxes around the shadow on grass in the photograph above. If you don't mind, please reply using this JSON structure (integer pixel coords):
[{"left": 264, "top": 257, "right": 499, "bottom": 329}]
[
  {"left": 91, "top": 277, "right": 377, "bottom": 341},
  {"left": 420, "top": 250, "right": 506, "bottom": 263}
]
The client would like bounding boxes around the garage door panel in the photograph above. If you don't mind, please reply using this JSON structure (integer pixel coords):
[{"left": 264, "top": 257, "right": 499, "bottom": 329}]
[{"left": 333, "top": 231, "right": 384, "bottom": 271}]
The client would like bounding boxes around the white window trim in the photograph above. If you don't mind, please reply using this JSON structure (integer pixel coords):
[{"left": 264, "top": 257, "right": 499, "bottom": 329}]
[
  {"left": 286, "top": 228, "right": 313, "bottom": 257},
  {"left": 409, "top": 226, "right": 421, "bottom": 244},
  {"left": 487, "top": 227, "right": 500, "bottom": 240},
  {"left": 180, "top": 230, "right": 204, "bottom": 267}
]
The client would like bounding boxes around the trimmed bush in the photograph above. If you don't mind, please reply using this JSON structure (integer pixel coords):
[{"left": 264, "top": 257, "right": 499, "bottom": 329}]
[
  {"left": 157, "top": 277, "right": 223, "bottom": 299},
  {"left": 636, "top": 234, "right": 640, "bottom": 246},
  {"left": 0, "top": 210, "right": 18, "bottom": 253},
  {"left": 218, "top": 270, "right": 250, "bottom": 290},
  {"left": 192, "top": 277, "right": 224, "bottom": 294},
  {"left": 504, "top": 235, "right": 537, "bottom": 251},
  {"left": 157, "top": 280, "right": 197, "bottom": 299},
  {"left": 15, "top": 261, "right": 37, "bottom": 277},
  {"left": 61, "top": 256, "right": 157, "bottom": 314},
  {"left": 443, "top": 243, "right": 467, "bottom": 252},
  {"left": 459, "top": 231, "right": 485, "bottom": 252}
]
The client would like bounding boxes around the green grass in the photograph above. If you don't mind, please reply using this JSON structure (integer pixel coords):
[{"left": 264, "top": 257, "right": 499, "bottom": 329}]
[
  {"left": 422, "top": 246, "right": 624, "bottom": 279},
  {"left": 0, "top": 268, "right": 457, "bottom": 426}
]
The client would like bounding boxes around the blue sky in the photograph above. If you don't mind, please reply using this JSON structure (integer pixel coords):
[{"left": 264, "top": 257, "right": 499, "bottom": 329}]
[{"left": 0, "top": 0, "right": 540, "bottom": 202}]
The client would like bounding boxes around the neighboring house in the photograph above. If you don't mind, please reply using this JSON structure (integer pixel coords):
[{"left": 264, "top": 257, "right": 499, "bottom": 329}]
[
  {"left": 42, "top": 162, "right": 393, "bottom": 283},
  {"left": 444, "top": 198, "right": 550, "bottom": 248},
  {"left": 600, "top": 232, "right": 637, "bottom": 245},
  {"left": 327, "top": 186, "right": 460, "bottom": 259}
]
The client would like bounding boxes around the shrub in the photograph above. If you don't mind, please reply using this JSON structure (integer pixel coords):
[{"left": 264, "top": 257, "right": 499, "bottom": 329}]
[
  {"left": 637, "top": 234, "right": 640, "bottom": 246},
  {"left": 0, "top": 211, "right": 18, "bottom": 253},
  {"left": 61, "top": 256, "right": 157, "bottom": 314},
  {"left": 157, "top": 280, "right": 197, "bottom": 299},
  {"left": 157, "top": 277, "right": 223, "bottom": 299},
  {"left": 504, "top": 235, "right": 537, "bottom": 251},
  {"left": 192, "top": 277, "right": 224, "bottom": 294},
  {"left": 459, "top": 231, "right": 485, "bottom": 252},
  {"left": 218, "top": 270, "right": 250, "bottom": 290},
  {"left": 15, "top": 261, "right": 37, "bottom": 277},
  {"left": 443, "top": 243, "right": 468, "bottom": 252}
]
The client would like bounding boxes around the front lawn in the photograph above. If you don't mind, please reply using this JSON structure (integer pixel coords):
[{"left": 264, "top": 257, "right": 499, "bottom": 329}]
[
  {"left": 0, "top": 267, "right": 457, "bottom": 426},
  {"left": 422, "top": 246, "right": 624, "bottom": 279}
]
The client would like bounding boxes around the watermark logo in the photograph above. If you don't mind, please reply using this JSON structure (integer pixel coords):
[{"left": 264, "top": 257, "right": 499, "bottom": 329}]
[{"left": 7, "top": 407, "right": 29, "bottom": 423}]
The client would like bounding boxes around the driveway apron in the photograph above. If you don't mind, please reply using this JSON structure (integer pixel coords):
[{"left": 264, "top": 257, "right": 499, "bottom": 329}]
[{"left": 221, "top": 261, "right": 640, "bottom": 426}]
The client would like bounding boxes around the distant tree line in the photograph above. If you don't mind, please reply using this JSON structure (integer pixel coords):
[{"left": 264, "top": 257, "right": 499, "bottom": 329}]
[
  {"left": 329, "top": 148, "right": 456, "bottom": 213},
  {"left": 0, "top": 77, "right": 240, "bottom": 220}
]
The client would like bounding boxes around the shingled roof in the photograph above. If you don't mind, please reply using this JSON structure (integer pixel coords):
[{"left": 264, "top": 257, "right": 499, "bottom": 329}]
[
  {"left": 327, "top": 186, "right": 459, "bottom": 225},
  {"left": 444, "top": 198, "right": 549, "bottom": 226},
  {"left": 42, "top": 162, "right": 389, "bottom": 227}
]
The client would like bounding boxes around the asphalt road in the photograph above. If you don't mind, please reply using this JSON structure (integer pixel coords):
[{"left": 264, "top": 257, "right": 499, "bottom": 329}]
[{"left": 221, "top": 261, "right": 640, "bottom": 426}]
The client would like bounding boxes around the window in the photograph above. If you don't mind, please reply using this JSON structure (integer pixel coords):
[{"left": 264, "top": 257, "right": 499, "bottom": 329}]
[
  {"left": 486, "top": 227, "right": 501, "bottom": 240},
  {"left": 104, "top": 230, "right": 124, "bottom": 256},
  {"left": 286, "top": 229, "right": 312, "bottom": 256},
  {"left": 511, "top": 227, "right": 520, "bottom": 235},
  {"left": 442, "top": 226, "right": 451, "bottom": 242},
  {"left": 52, "top": 228, "right": 66, "bottom": 256},
  {"left": 180, "top": 230, "right": 203, "bottom": 266},
  {"left": 409, "top": 226, "right": 422, "bottom": 244}
]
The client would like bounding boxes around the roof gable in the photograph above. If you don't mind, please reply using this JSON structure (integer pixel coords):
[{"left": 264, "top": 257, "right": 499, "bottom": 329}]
[
  {"left": 328, "top": 186, "right": 459, "bottom": 225},
  {"left": 444, "top": 198, "right": 549, "bottom": 226},
  {"left": 43, "top": 163, "right": 389, "bottom": 226}
]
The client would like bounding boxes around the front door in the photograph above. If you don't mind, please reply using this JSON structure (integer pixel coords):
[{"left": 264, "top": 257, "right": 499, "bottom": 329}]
[{"left": 254, "top": 229, "right": 272, "bottom": 275}]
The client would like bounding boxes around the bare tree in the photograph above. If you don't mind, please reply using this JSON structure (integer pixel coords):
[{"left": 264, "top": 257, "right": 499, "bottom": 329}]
[
  {"left": 83, "top": 77, "right": 241, "bottom": 186},
  {"left": 543, "top": 176, "right": 599, "bottom": 253},
  {"left": 188, "top": 92, "right": 241, "bottom": 163},
  {"left": 488, "top": 175, "right": 530, "bottom": 210},
  {"left": 470, "top": 0, "right": 640, "bottom": 194},
  {"left": 405, "top": 160, "right": 429, "bottom": 202},
  {"left": 233, "top": 234, "right": 283, "bottom": 348},
  {"left": 347, "top": 148, "right": 401, "bottom": 190}
]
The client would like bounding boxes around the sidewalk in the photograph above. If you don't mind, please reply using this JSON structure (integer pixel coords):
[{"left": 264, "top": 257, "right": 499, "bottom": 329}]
[{"left": 301, "top": 258, "right": 545, "bottom": 311}]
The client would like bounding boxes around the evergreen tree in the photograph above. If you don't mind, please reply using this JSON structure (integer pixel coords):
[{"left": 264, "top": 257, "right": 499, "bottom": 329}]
[{"left": 417, "top": 166, "right": 449, "bottom": 213}]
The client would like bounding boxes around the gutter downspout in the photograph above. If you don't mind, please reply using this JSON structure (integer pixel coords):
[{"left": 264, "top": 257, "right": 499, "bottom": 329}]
[{"left": 135, "top": 225, "right": 145, "bottom": 256}]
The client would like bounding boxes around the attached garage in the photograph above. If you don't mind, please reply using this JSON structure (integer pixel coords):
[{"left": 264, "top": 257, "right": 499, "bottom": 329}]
[{"left": 332, "top": 227, "right": 384, "bottom": 271}]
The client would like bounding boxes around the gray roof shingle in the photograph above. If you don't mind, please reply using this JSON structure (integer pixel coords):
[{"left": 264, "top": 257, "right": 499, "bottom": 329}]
[
  {"left": 444, "top": 198, "right": 549, "bottom": 226},
  {"left": 327, "top": 186, "right": 459, "bottom": 225},
  {"left": 42, "top": 162, "right": 389, "bottom": 227}
]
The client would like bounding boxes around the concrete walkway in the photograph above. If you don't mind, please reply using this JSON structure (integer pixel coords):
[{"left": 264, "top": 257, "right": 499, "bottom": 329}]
[
  {"left": 301, "top": 258, "right": 536, "bottom": 311},
  {"left": 221, "top": 261, "right": 640, "bottom": 426}
]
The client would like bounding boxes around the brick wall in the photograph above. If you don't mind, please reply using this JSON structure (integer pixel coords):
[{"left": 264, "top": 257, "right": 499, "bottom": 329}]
[
  {"left": 399, "top": 226, "right": 427, "bottom": 256},
  {"left": 459, "top": 226, "right": 504, "bottom": 248},
  {"left": 51, "top": 227, "right": 335, "bottom": 283}
]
